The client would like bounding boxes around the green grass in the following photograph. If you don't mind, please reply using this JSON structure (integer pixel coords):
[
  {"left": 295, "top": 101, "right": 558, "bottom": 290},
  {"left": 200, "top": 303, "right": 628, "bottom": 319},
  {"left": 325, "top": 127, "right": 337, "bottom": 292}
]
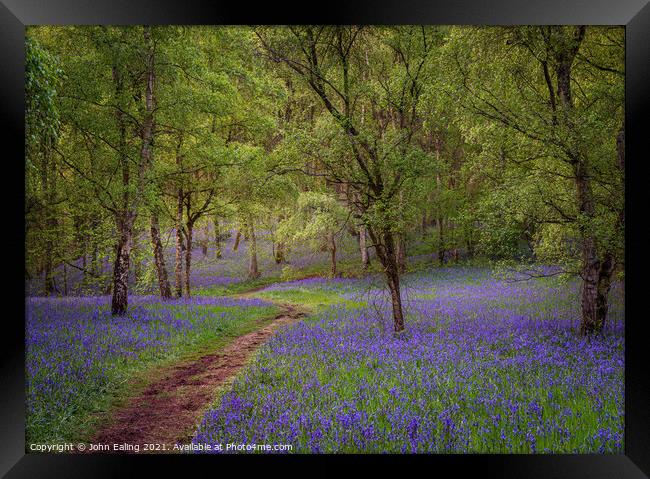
[
  {"left": 193, "top": 276, "right": 284, "bottom": 297},
  {"left": 193, "top": 261, "right": 385, "bottom": 298},
  {"left": 253, "top": 288, "right": 365, "bottom": 314}
]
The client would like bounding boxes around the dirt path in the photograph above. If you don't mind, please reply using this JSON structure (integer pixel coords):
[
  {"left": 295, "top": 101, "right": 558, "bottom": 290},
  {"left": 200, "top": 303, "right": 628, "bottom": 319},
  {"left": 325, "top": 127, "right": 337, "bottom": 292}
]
[{"left": 91, "top": 303, "right": 305, "bottom": 451}]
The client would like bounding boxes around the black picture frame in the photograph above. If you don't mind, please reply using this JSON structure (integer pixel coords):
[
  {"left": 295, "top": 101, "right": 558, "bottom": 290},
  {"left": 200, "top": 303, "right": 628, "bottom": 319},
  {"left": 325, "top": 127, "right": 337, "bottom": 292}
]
[{"left": 2, "top": 1, "right": 648, "bottom": 477}]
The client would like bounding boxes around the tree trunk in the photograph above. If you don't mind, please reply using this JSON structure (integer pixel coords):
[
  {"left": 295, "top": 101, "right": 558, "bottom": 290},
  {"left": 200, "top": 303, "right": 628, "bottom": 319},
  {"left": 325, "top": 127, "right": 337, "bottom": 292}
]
[
  {"left": 132, "top": 228, "right": 141, "bottom": 283},
  {"left": 574, "top": 153, "right": 613, "bottom": 335},
  {"left": 579, "top": 243, "right": 601, "bottom": 335},
  {"left": 42, "top": 147, "right": 57, "bottom": 296},
  {"left": 150, "top": 212, "right": 172, "bottom": 299},
  {"left": 421, "top": 213, "right": 428, "bottom": 239},
  {"left": 214, "top": 216, "right": 222, "bottom": 258},
  {"left": 233, "top": 229, "right": 242, "bottom": 251},
  {"left": 383, "top": 233, "right": 405, "bottom": 333},
  {"left": 395, "top": 190, "right": 407, "bottom": 274},
  {"left": 466, "top": 225, "right": 475, "bottom": 259},
  {"left": 552, "top": 27, "right": 610, "bottom": 336},
  {"left": 396, "top": 234, "right": 407, "bottom": 274},
  {"left": 111, "top": 26, "right": 155, "bottom": 314},
  {"left": 201, "top": 225, "right": 208, "bottom": 256},
  {"left": 247, "top": 220, "right": 260, "bottom": 279},
  {"left": 386, "top": 268, "right": 405, "bottom": 333},
  {"left": 63, "top": 263, "right": 68, "bottom": 296},
  {"left": 275, "top": 241, "right": 286, "bottom": 264},
  {"left": 184, "top": 221, "right": 194, "bottom": 297},
  {"left": 359, "top": 224, "right": 369, "bottom": 269},
  {"left": 367, "top": 226, "right": 405, "bottom": 333},
  {"left": 44, "top": 256, "right": 55, "bottom": 296},
  {"left": 585, "top": 125, "right": 625, "bottom": 333},
  {"left": 111, "top": 57, "right": 132, "bottom": 315},
  {"left": 615, "top": 123, "right": 625, "bottom": 240},
  {"left": 576, "top": 174, "right": 616, "bottom": 335},
  {"left": 111, "top": 216, "right": 133, "bottom": 316},
  {"left": 438, "top": 217, "right": 445, "bottom": 265},
  {"left": 328, "top": 233, "right": 337, "bottom": 277},
  {"left": 133, "top": 24, "right": 155, "bottom": 289},
  {"left": 91, "top": 243, "right": 98, "bottom": 276},
  {"left": 596, "top": 253, "right": 615, "bottom": 329},
  {"left": 174, "top": 189, "right": 184, "bottom": 298},
  {"left": 575, "top": 155, "right": 600, "bottom": 335}
]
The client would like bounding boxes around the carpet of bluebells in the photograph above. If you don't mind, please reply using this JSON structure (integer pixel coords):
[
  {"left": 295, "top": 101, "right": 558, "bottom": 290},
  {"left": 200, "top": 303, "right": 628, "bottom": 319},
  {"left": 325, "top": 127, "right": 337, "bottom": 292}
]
[
  {"left": 25, "top": 227, "right": 363, "bottom": 296},
  {"left": 26, "top": 295, "right": 276, "bottom": 442},
  {"left": 193, "top": 267, "right": 624, "bottom": 453}
]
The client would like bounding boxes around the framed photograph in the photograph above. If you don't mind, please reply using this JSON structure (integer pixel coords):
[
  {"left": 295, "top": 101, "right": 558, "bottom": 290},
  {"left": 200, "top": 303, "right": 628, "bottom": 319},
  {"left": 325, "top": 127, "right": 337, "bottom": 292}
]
[{"left": 2, "top": 0, "right": 649, "bottom": 477}]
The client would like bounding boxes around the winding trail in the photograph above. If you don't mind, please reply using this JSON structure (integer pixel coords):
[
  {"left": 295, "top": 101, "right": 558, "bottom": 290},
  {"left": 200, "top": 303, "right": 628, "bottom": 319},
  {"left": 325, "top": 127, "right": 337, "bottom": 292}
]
[{"left": 91, "top": 302, "right": 305, "bottom": 451}]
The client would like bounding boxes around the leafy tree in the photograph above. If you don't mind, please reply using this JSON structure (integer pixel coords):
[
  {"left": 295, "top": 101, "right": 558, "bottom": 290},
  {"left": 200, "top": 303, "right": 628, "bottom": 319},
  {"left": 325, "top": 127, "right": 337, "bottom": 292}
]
[
  {"left": 257, "top": 26, "right": 444, "bottom": 332},
  {"left": 24, "top": 25, "right": 624, "bottom": 337},
  {"left": 446, "top": 26, "right": 624, "bottom": 334},
  {"left": 25, "top": 35, "right": 63, "bottom": 294},
  {"left": 276, "top": 191, "right": 349, "bottom": 277}
]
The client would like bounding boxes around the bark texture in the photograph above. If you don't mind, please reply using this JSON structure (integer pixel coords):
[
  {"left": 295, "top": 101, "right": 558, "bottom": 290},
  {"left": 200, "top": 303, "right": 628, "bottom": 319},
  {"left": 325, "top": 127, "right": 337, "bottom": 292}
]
[
  {"left": 111, "top": 215, "right": 134, "bottom": 315},
  {"left": 553, "top": 25, "right": 615, "bottom": 335},
  {"left": 275, "top": 241, "right": 286, "bottom": 264},
  {"left": 111, "top": 26, "right": 155, "bottom": 315},
  {"left": 150, "top": 213, "right": 172, "bottom": 299},
  {"left": 214, "top": 217, "right": 222, "bottom": 258},
  {"left": 359, "top": 224, "right": 369, "bottom": 269},
  {"left": 110, "top": 58, "right": 131, "bottom": 315},
  {"left": 438, "top": 217, "right": 445, "bottom": 265},
  {"left": 233, "top": 230, "right": 242, "bottom": 251},
  {"left": 174, "top": 189, "right": 184, "bottom": 298},
  {"left": 328, "top": 233, "right": 337, "bottom": 277},
  {"left": 201, "top": 226, "right": 208, "bottom": 256},
  {"left": 396, "top": 234, "right": 406, "bottom": 274},
  {"left": 367, "top": 227, "right": 405, "bottom": 332},
  {"left": 184, "top": 220, "right": 194, "bottom": 297},
  {"left": 247, "top": 220, "right": 260, "bottom": 279}
]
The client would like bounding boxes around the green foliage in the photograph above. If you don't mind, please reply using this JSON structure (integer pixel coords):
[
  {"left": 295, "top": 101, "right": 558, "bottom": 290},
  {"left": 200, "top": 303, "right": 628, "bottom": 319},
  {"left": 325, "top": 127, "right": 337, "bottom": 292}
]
[
  {"left": 276, "top": 192, "right": 348, "bottom": 252},
  {"left": 25, "top": 25, "right": 624, "bottom": 304},
  {"left": 441, "top": 26, "right": 624, "bottom": 274},
  {"left": 280, "top": 265, "right": 301, "bottom": 281},
  {"left": 25, "top": 35, "right": 62, "bottom": 158}
]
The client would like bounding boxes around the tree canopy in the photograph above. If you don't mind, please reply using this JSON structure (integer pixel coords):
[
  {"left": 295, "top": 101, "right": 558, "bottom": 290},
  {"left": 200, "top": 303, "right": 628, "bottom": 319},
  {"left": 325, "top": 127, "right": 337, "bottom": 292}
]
[{"left": 25, "top": 25, "right": 624, "bottom": 335}]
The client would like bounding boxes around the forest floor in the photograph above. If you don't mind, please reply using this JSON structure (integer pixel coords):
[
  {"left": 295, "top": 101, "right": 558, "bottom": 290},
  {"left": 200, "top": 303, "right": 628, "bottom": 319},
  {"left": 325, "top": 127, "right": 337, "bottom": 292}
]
[
  {"left": 90, "top": 301, "right": 307, "bottom": 451},
  {"left": 25, "top": 233, "right": 625, "bottom": 453},
  {"left": 191, "top": 268, "right": 625, "bottom": 453}
]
